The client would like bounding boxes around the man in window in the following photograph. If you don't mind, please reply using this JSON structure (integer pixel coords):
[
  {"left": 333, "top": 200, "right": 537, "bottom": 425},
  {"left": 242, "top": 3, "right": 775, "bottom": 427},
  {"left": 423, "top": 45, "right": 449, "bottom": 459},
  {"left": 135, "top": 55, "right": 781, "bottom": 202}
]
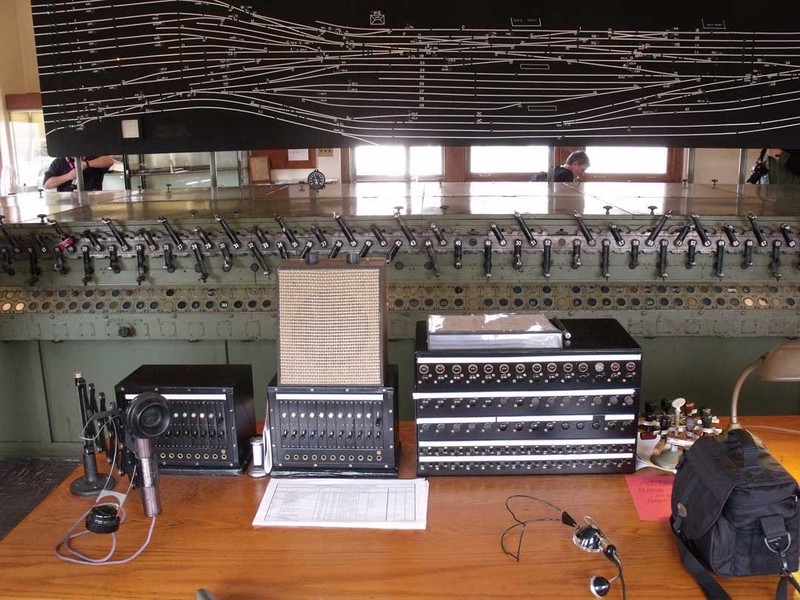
[
  {"left": 554, "top": 151, "right": 590, "bottom": 182},
  {"left": 43, "top": 155, "right": 114, "bottom": 191}
]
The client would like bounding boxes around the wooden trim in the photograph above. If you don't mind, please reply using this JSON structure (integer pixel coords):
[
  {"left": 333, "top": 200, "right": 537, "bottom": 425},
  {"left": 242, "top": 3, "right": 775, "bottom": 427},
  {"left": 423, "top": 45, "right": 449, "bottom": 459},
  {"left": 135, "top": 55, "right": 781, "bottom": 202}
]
[
  {"left": 4, "top": 93, "right": 42, "bottom": 111},
  {"left": 340, "top": 147, "right": 352, "bottom": 184},
  {"left": 443, "top": 147, "right": 467, "bottom": 182}
]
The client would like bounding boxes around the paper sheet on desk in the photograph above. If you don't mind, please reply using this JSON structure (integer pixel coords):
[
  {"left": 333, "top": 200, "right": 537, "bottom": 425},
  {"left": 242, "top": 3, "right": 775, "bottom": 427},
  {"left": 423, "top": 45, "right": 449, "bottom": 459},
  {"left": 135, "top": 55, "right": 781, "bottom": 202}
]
[{"left": 253, "top": 478, "right": 429, "bottom": 530}]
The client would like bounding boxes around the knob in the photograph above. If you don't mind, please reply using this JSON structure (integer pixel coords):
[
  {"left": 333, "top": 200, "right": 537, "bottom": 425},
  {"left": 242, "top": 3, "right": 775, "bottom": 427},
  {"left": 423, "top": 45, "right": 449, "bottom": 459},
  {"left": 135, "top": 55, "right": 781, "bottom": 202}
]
[{"left": 118, "top": 326, "right": 134, "bottom": 338}]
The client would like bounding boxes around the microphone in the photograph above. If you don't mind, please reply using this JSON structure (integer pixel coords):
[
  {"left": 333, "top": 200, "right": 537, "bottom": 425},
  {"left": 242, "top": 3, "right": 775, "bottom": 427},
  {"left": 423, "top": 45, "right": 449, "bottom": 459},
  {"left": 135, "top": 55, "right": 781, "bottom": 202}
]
[{"left": 125, "top": 393, "right": 171, "bottom": 517}]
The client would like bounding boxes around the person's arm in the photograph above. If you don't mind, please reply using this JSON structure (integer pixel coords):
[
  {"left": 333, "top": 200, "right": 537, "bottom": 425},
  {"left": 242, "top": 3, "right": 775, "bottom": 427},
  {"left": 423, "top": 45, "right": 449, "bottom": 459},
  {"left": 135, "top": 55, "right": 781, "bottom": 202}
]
[
  {"left": 43, "top": 168, "right": 77, "bottom": 190},
  {"left": 85, "top": 156, "right": 114, "bottom": 171}
]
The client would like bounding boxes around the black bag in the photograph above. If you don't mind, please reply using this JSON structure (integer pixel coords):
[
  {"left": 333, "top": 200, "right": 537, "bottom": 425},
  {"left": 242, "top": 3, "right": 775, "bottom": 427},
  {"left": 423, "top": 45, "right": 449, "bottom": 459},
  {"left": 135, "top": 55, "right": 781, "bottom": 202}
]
[
  {"left": 671, "top": 429, "right": 800, "bottom": 599},
  {"left": 746, "top": 148, "right": 769, "bottom": 184}
]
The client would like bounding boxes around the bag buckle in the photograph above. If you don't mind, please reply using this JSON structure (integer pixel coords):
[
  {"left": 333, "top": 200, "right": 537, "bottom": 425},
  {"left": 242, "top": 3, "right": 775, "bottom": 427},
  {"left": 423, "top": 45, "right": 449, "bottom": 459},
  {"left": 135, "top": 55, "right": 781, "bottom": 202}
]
[{"left": 765, "top": 533, "right": 792, "bottom": 574}]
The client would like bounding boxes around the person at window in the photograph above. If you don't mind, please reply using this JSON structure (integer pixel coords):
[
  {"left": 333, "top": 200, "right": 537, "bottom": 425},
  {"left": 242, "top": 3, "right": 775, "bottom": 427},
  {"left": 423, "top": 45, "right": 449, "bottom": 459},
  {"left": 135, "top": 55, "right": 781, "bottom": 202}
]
[
  {"left": 553, "top": 151, "right": 590, "bottom": 182},
  {"left": 42, "top": 156, "right": 114, "bottom": 191}
]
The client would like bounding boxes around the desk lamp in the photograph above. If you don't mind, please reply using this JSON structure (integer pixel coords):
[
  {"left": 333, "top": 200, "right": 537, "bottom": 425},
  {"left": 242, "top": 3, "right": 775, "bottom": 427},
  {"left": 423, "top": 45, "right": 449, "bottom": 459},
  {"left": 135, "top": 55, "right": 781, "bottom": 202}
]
[{"left": 727, "top": 340, "right": 800, "bottom": 431}]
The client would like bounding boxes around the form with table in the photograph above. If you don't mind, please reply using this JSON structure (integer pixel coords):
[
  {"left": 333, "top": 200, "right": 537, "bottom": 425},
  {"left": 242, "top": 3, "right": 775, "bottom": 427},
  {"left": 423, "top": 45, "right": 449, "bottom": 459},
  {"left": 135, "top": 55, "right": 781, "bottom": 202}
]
[{"left": 0, "top": 418, "right": 798, "bottom": 599}]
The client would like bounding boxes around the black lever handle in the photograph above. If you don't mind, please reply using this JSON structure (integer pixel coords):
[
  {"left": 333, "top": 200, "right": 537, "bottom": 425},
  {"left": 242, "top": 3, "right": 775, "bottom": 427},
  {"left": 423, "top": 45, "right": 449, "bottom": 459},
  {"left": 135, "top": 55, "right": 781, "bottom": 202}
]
[
  {"left": 514, "top": 212, "right": 537, "bottom": 247},
  {"left": 276, "top": 240, "right": 289, "bottom": 259},
  {"left": 219, "top": 242, "right": 233, "bottom": 272},
  {"left": 747, "top": 212, "right": 767, "bottom": 247},
  {"left": 741, "top": 239, "right": 754, "bottom": 269},
  {"left": 83, "top": 230, "right": 104, "bottom": 253},
  {"left": 247, "top": 241, "right": 270, "bottom": 276},
  {"left": 629, "top": 239, "right": 640, "bottom": 270},
  {"left": 542, "top": 239, "right": 552, "bottom": 278},
  {"left": 81, "top": 245, "right": 93, "bottom": 285},
  {"left": 386, "top": 239, "right": 402, "bottom": 264},
  {"left": 358, "top": 239, "right": 372, "bottom": 258},
  {"left": 310, "top": 225, "right": 328, "bottom": 248},
  {"left": 453, "top": 239, "right": 463, "bottom": 270},
  {"left": 571, "top": 239, "right": 582, "bottom": 269},
  {"left": 430, "top": 223, "right": 448, "bottom": 246},
  {"left": 490, "top": 223, "right": 507, "bottom": 247},
  {"left": 214, "top": 214, "right": 241, "bottom": 249},
  {"left": 27, "top": 247, "right": 41, "bottom": 286},
  {"left": 686, "top": 239, "right": 697, "bottom": 269},
  {"left": 395, "top": 213, "right": 417, "bottom": 247},
  {"left": 690, "top": 213, "right": 711, "bottom": 247},
  {"left": 49, "top": 219, "right": 76, "bottom": 253},
  {"left": 0, "top": 248, "right": 14, "bottom": 276},
  {"left": 158, "top": 217, "right": 185, "bottom": 251},
  {"left": 658, "top": 239, "right": 669, "bottom": 279},
  {"left": 190, "top": 242, "right": 208, "bottom": 282},
  {"left": 333, "top": 212, "right": 358, "bottom": 247},
  {"left": 328, "top": 239, "right": 343, "bottom": 259},
  {"left": 102, "top": 218, "right": 130, "bottom": 252},
  {"left": 138, "top": 229, "right": 158, "bottom": 252},
  {"left": 645, "top": 211, "right": 672, "bottom": 247},
  {"left": 162, "top": 243, "right": 176, "bottom": 273},
  {"left": 574, "top": 212, "right": 596, "bottom": 246},
  {"left": 371, "top": 225, "right": 388, "bottom": 247},
  {"left": 300, "top": 240, "right": 315, "bottom": 260},
  {"left": 483, "top": 240, "right": 492, "bottom": 278},
  {"left": 609, "top": 224, "right": 625, "bottom": 247},
  {"left": 0, "top": 215, "right": 21, "bottom": 255},
  {"left": 274, "top": 215, "right": 298, "bottom": 248},
  {"left": 135, "top": 244, "right": 147, "bottom": 285},
  {"left": 194, "top": 227, "right": 213, "bottom": 250},
  {"left": 254, "top": 226, "right": 271, "bottom": 250},
  {"left": 52, "top": 246, "right": 67, "bottom": 275},
  {"left": 424, "top": 240, "right": 440, "bottom": 277},
  {"left": 714, "top": 240, "right": 725, "bottom": 278},
  {"left": 512, "top": 239, "right": 523, "bottom": 271},
  {"left": 601, "top": 239, "right": 610, "bottom": 279},
  {"left": 780, "top": 223, "right": 796, "bottom": 248},
  {"left": 674, "top": 223, "right": 693, "bottom": 247},
  {"left": 107, "top": 245, "right": 121, "bottom": 274},
  {"left": 770, "top": 240, "right": 782, "bottom": 279},
  {"left": 722, "top": 224, "right": 740, "bottom": 247}
]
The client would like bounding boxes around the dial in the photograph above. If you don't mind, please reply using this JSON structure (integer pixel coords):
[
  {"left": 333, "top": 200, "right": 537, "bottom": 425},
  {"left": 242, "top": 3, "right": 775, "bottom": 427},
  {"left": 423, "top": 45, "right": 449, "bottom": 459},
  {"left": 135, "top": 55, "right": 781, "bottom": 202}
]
[{"left": 307, "top": 169, "right": 326, "bottom": 190}]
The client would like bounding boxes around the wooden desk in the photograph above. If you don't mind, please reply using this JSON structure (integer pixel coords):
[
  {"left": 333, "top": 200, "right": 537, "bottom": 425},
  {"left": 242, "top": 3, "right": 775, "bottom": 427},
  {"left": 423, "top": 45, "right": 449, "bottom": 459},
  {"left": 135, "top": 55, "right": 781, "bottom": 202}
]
[{"left": 1, "top": 418, "right": 798, "bottom": 600}]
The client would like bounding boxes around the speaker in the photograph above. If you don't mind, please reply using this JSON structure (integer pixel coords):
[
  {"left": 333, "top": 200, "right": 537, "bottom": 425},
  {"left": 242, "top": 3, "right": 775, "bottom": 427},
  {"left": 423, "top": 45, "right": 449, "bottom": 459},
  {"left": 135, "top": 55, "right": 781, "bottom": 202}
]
[{"left": 277, "top": 260, "right": 386, "bottom": 386}]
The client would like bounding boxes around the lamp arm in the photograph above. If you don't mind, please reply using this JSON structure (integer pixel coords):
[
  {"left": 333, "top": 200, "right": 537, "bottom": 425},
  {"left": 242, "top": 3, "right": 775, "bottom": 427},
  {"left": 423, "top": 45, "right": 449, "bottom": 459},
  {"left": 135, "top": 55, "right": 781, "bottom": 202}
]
[{"left": 728, "top": 358, "right": 764, "bottom": 429}]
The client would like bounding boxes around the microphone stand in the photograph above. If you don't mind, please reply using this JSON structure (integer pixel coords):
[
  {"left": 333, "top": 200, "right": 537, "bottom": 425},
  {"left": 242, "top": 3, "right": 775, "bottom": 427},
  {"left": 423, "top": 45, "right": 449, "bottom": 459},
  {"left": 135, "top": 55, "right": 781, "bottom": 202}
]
[{"left": 70, "top": 374, "right": 115, "bottom": 496}]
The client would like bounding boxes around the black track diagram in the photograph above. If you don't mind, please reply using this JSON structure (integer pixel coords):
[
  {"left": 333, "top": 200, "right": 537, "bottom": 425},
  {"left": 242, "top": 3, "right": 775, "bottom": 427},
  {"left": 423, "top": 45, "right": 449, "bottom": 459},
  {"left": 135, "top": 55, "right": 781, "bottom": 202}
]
[{"left": 31, "top": 0, "right": 800, "bottom": 153}]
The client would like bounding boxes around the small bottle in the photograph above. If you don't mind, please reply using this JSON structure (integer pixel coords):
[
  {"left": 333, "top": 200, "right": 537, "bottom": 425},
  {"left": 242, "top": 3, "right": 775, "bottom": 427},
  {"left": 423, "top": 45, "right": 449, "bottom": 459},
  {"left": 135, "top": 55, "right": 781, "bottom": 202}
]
[{"left": 246, "top": 436, "right": 267, "bottom": 478}]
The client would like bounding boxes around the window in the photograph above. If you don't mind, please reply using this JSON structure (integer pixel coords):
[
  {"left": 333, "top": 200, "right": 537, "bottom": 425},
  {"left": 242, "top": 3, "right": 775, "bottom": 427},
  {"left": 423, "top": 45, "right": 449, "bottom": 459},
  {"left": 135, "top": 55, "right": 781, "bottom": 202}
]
[
  {"left": 353, "top": 145, "right": 443, "bottom": 180},
  {"left": 584, "top": 146, "right": 668, "bottom": 174},
  {"left": 8, "top": 110, "right": 50, "bottom": 191},
  {"left": 470, "top": 145, "right": 549, "bottom": 175}
]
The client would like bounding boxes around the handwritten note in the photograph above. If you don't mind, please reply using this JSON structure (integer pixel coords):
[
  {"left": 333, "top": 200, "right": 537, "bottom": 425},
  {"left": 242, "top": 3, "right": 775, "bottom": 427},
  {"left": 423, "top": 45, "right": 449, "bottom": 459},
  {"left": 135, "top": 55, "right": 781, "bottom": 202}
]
[{"left": 625, "top": 475, "right": 674, "bottom": 521}]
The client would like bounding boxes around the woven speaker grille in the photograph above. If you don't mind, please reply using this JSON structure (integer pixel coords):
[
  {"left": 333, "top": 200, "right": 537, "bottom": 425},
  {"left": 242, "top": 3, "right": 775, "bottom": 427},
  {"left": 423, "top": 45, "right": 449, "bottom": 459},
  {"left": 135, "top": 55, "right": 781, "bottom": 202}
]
[{"left": 278, "top": 264, "right": 384, "bottom": 385}]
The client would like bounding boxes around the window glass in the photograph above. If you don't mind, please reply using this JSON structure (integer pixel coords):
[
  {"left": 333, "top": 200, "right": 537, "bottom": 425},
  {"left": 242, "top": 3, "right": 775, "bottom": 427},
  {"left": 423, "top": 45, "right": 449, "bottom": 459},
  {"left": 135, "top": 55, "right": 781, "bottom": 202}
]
[
  {"left": 354, "top": 145, "right": 406, "bottom": 177},
  {"left": 470, "top": 145, "right": 549, "bottom": 174},
  {"left": 409, "top": 146, "right": 443, "bottom": 177},
  {"left": 585, "top": 146, "right": 668, "bottom": 174},
  {"left": 9, "top": 110, "right": 50, "bottom": 190}
]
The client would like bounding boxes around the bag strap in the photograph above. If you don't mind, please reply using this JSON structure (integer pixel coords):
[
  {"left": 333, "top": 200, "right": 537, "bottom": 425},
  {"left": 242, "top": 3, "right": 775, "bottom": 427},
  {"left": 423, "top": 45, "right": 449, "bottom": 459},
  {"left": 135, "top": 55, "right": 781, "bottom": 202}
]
[
  {"left": 671, "top": 517, "right": 732, "bottom": 600},
  {"left": 726, "top": 429, "right": 759, "bottom": 468},
  {"left": 762, "top": 515, "right": 800, "bottom": 599}
]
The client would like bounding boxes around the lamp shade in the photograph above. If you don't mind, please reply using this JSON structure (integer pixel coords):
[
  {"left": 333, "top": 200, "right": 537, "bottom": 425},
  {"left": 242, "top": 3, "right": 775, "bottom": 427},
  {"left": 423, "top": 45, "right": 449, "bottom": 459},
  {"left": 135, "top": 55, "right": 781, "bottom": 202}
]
[{"left": 759, "top": 340, "right": 800, "bottom": 382}]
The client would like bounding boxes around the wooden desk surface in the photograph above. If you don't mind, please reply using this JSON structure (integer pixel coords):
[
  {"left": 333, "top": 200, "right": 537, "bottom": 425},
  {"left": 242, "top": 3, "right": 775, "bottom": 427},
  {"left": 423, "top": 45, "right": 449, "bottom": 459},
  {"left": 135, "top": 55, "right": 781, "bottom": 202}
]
[{"left": 1, "top": 418, "right": 798, "bottom": 600}]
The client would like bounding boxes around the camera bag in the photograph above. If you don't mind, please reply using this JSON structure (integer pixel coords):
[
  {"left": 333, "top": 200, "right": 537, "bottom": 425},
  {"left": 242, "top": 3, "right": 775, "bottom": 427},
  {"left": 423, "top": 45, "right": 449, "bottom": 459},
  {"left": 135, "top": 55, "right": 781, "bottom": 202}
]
[{"left": 670, "top": 429, "right": 800, "bottom": 599}]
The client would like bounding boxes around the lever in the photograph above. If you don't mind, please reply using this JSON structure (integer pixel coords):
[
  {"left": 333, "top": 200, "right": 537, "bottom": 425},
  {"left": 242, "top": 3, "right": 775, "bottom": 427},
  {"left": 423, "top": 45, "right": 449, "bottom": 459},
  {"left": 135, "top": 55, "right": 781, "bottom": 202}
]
[
  {"left": 674, "top": 223, "right": 693, "bottom": 247},
  {"left": 274, "top": 214, "right": 298, "bottom": 248},
  {"left": 135, "top": 244, "right": 147, "bottom": 284},
  {"left": 686, "top": 239, "right": 697, "bottom": 269},
  {"left": 658, "top": 239, "right": 669, "bottom": 279},
  {"left": 49, "top": 219, "right": 77, "bottom": 253},
  {"left": 542, "top": 238, "right": 552, "bottom": 278},
  {"left": 770, "top": 240, "right": 782, "bottom": 279},
  {"left": 52, "top": 246, "right": 67, "bottom": 275},
  {"left": 276, "top": 240, "right": 289, "bottom": 259},
  {"left": 780, "top": 223, "right": 796, "bottom": 248},
  {"left": 254, "top": 226, "right": 271, "bottom": 249},
  {"left": 81, "top": 245, "right": 94, "bottom": 285},
  {"left": 489, "top": 223, "right": 507, "bottom": 247},
  {"left": 574, "top": 212, "right": 596, "bottom": 246},
  {"left": 32, "top": 233, "right": 49, "bottom": 255},
  {"left": 333, "top": 212, "right": 358, "bottom": 247},
  {"left": 645, "top": 210, "right": 672, "bottom": 246},
  {"left": 0, "top": 248, "right": 14, "bottom": 275},
  {"left": 358, "top": 239, "right": 372, "bottom": 258},
  {"left": 247, "top": 241, "right": 270, "bottom": 276},
  {"left": 714, "top": 240, "right": 725, "bottom": 278},
  {"left": 483, "top": 239, "right": 492, "bottom": 278},
  {"left": 453, "top": 239, "right": 463, "bottom": 270},
  {"left": 309, "top": 225, "right": 328, "bottom": 248},
  {"left": 514, "top": 212, "right": 537, "bottom": 247},
  {"left": 394, "top": 213, "right": 417, "bottom": 247},
  {"left": 83, "top": 230, "right": 104, "bottom": 252},
  {"left": 300, "top": 240, "right": 314, "bottom": 260},
  {"left": 162, "top": 243, "right": 176, "bottom": 273},
  {"left": 424, "top": 239, "right": 440, "bottom": 277},
  {"left": 190, "top": 242, "right": 208, "bottom": 282},
  {"left": 571, "top": 239, "right": 582, "bottom": 269},
  {"left": 158, "top": 217, "right": 185, "bottom": 250},
  {"left": 138, "top": 229, "right": 157, "bottom": 252},
  {"left": 371, "top": 225, "right": 388, "bottom": 247},
  {"left": 629, "top": 239, "right": 640, "bottom": 269},
  {"left": 430, "top": 223, "right": 448, "bottom": 246},
  {"left": 741, "top": 239, "right": 754, "bottom": 269},
  {"left": 0, "top": 215, "right": 21, "bottom": 256},
  {"left": 385, "top": 239, "right": 402, "bottom": 264},
  {"left": 328, "top": 239, "right": 343, "bottom": 258},
  {"left": 219, "top": 242, "right": 233, "bottom": 272},
  {"left": 107, "top": 245, "right": 121, "bottom": 274},
  {"left": 609, "top": 224, "right": 625, "bottom": 247},
  {"left": 690, "top": 213, "right": 711, "bottom": 247},
  {"left": 102, "top": 218, "right": 130, "bottom": 252},
  {"left": 27, "top": 247, "right": 42, "bottom": 286},
  {"left": 194, "top": 227, "right": 213, "bottom": 251},
  {"left": 214, "top": 214, "right": 241, "bottom": 249},
  {"left": 722, "top": 224, "right": 740, "bottom": 247},
  {"left": 747, "top": 212, "right": 767, "bottom": 247},
  {"left": 512, "top": 239, "right": 523, "bottom": 270},
  {"left": 601, "top": 239, "right": 610, "bottom": 279}
]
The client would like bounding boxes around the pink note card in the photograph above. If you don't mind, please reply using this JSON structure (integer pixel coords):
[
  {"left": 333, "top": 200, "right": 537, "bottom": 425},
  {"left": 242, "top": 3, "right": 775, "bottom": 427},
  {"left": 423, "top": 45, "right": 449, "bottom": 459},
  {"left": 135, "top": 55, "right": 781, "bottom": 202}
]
[{"left": 625, "top": 475, "right": 674, "bottom": 521}]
